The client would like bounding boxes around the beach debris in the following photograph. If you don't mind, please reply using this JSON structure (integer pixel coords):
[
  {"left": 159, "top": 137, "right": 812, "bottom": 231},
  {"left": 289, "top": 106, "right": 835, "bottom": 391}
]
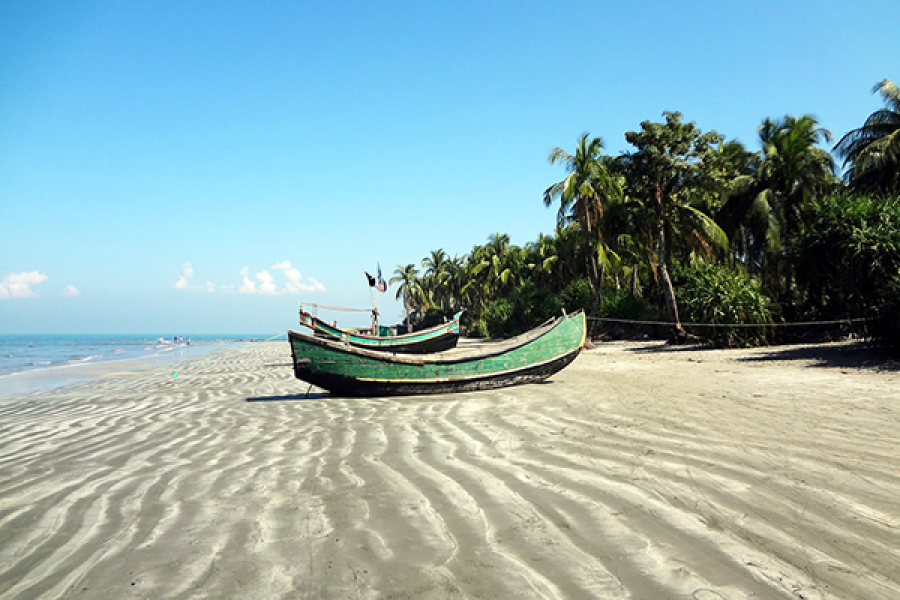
[{"left": 173, "top": 370, "right": 179, "bottom": 381}]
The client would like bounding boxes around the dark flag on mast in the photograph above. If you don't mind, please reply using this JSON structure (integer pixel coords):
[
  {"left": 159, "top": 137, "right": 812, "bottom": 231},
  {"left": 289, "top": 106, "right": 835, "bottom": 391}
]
[
  {"left": 376, "top": 263, "right": 387, "bottom": 292},
  {"left": 365, "top": 264, "right": 388, "bottom": 293}
]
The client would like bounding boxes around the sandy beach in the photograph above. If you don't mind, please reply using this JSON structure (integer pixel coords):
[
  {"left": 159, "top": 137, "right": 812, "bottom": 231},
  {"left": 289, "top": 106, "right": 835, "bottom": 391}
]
[{"left": 1, "top": 340, "right": 898, "bottom": 599}]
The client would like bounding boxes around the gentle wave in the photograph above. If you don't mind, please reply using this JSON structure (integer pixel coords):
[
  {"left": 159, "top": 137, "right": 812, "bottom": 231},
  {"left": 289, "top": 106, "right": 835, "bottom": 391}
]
[{"left": 67, "top": 355, "right": 99, "bottom": 364}]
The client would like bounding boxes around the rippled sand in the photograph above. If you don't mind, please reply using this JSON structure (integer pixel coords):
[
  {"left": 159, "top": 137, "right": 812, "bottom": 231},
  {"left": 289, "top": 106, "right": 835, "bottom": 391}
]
[{"left": 1, "top": 340, "right": 899, "bottom": 599}]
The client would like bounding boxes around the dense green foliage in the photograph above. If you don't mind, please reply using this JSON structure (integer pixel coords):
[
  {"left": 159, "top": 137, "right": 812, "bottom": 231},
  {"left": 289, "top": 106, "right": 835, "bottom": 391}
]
[
  {"left": 793, "top": 194, "right": 900, "bottom": 315},
  {"left": 880, "top": 278, "right": 900, "bottom": 352},
  {"left": 792, "top": 193, "right": 900, "bottom": 349},
  {"left": 393, "top": 79, "right": 899, "bottom": 351},
  {"left": 674, "top": 262, "right": 773, "bottom": 347},
  {"left": 479, "top": 282, "right": 558, "bottom": 338}
]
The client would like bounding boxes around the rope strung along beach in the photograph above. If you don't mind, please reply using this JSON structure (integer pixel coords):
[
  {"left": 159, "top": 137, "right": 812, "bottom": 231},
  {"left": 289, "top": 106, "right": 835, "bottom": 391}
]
[{"left": 587, "top": 316, "right": 875, "bottom": 328}]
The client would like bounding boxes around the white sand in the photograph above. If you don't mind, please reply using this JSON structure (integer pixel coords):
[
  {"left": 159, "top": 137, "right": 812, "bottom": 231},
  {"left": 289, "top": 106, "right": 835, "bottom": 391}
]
[{"left": 1, "top": 340, "right": 898, "bottom": 599}]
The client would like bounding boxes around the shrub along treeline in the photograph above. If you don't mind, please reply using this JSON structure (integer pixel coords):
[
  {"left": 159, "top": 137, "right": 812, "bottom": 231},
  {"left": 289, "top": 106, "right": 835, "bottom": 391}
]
[{"left": 390, "top": 80, "right": 900, "bottom": 352}]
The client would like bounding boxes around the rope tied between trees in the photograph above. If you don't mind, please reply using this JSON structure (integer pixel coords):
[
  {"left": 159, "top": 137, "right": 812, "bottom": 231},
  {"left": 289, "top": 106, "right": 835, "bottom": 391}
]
[{"left": 588, "top": 316, "right": 875, "bottom": 328}]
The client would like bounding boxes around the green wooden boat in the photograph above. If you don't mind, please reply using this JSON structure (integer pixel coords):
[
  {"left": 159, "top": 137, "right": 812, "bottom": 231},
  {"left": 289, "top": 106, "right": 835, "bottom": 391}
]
[
  {"left": 288, "top": 310, "right": 585, "bottom": 397},
  {"left": 298, "top": 308, "right": 463, "bottom": 354}
]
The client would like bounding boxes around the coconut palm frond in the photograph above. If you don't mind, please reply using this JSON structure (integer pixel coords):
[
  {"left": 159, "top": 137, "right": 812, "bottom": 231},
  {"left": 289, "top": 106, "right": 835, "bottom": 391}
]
[
  {"left": 834, "top": 79, "right": 900, "bottom": 194},
  {"left": 873, "top": 78, "right": 900, "bottom": 109},
  {"left": 679, "top": 205, "right": 729, "bottom": 254}
]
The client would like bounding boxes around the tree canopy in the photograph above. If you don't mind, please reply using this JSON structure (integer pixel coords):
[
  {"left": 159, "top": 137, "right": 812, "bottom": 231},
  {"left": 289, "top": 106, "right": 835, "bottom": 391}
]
[{"left": 389, "top": 81, "right": 899, "bottom": 350}]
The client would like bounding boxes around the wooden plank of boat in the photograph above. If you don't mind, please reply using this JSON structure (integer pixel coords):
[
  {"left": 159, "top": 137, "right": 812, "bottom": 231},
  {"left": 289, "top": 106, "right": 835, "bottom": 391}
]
[
  {"left": 288, "top": 310, "right": 585, "bottom": 397},
  {"left": 298, "top": 308, "right": 463, "bottom": 354}
]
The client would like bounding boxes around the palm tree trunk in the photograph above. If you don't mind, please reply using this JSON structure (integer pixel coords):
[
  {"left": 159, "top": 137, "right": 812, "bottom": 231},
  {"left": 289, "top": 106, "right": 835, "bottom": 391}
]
[
  {"left": 585, "top": 232, "right": 604, "bottom": 316},
  {"left": 403, "top": 290, "right": 412, "bottom": 332},
  {"left": 654, "top": 224, "right": 687, "bottom": 342},
  {"left": 590, "top": 261, "right": 605, "bottom": 317},
  {"left": 782, "top": 206, "right": 798, "bottom": 318}
]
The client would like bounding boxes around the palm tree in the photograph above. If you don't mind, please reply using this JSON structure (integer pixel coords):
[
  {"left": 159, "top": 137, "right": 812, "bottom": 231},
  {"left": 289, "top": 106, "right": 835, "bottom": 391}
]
[
  {"left": 598, "top": 204, "right": 649, "bottom": 295},
  {"left": 474, "top": 233, "right": 522, "bottom": 299},
  {"left": 460, "top": 244, "right": 489, "bottom": 314},
  {"left": 421, "top": 249, "right": 451, "bottom": 309},
  {"left": 834, "top": 79, "right": 900, "bottom": 194},
  {"left": 457, "top": 234, "right": 524, "bottom": 317},
  {"left": 443, "top": 255, "right": 467, "bottom": 311},
  {"left": 553, "top": 225, "right": 584, "bottom": 286},
  {"left": 710, "top": 140, "right": 781, "bottom": 272},
  {"left": 526, "top": 233, "right": 561, "bottom": 288},
  {"left": 756, "top": 114, "right": 836, "bottom": 304},
  {"left": 543, "top": 133, "right": 623, "bottom": 310},
  {"left": 389, "top": 264, "right": 424, "bottom": 330}
]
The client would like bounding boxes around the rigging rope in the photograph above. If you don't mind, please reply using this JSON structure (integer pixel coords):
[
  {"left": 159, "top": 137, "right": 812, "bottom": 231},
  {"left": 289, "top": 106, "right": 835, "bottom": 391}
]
[{"left": 299, "top": 302, "right": 373, "bottom": 313}]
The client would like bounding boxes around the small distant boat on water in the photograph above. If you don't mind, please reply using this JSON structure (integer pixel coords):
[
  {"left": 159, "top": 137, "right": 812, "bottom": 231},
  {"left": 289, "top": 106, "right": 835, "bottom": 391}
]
[
  {"left": 288, "top": 310, "right": 586, "bottom": 397},
  {"left": 298, "top": 308, "right": 464, "bottom": 354}
]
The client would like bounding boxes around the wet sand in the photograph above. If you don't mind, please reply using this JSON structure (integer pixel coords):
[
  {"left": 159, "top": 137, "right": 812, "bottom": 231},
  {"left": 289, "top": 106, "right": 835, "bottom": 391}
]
[{"left": 1, "top": 340, "right": 898, "bottom": 599}]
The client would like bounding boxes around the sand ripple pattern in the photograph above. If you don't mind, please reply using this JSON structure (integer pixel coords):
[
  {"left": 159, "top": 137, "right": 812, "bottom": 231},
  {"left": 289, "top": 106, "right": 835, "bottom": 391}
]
[{"left": 1, "top": 341, "right": 898, "bottom": 599}]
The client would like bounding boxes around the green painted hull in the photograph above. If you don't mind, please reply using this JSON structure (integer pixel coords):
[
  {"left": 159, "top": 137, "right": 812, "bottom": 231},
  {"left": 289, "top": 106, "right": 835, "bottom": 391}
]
[
  {"left": 288, "top": 310, "right": 585, "bottom": 397},
  {"left": 298, "top": 309, "right": 462, "bottom": 353}
]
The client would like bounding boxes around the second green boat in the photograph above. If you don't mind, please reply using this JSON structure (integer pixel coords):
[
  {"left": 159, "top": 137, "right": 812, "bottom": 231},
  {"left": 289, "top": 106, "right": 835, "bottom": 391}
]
[{"left": 298, "top": 308, "right": 463, "bottom": 354}]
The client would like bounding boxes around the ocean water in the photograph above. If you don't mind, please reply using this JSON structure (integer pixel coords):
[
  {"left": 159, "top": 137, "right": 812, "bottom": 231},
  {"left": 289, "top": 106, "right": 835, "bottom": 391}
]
[{"left": 0, "top": 334, "right": 276, "bottom": 397}]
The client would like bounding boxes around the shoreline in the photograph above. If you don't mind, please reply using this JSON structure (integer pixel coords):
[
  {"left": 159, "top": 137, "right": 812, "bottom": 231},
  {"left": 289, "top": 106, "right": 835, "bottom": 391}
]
[
  {"left": 1, "top": 340, "right": 898, "bottom": 598},
  {"left": 0, "top": 338, "right": 277, "bottom": 399}
]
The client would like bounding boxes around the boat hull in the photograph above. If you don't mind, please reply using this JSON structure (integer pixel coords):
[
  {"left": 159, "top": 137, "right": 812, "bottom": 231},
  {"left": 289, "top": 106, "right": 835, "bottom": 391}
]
[
  {"left": 292, "top": 348, "right": 580, "bottom": 397},
  {"left": 288, "top": 311, "right": 585, "bottom": 397}
]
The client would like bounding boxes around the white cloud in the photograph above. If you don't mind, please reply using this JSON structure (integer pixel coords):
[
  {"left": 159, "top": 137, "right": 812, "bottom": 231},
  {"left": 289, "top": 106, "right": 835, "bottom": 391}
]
[
  {"left": 61, "top": 285, "right": 81, "bottom": 297},
  {"left": 257, "top": 270, "right": 277, "bottom": 295},
  {"left": 272, "top": 260, "right": 300, "bottom": 280},
  {"left": 178, "top": 261, "right": 325, "bottom": 295},
  {"left": 272, "top": 260, "right": 326, "bottom": 293},
  {"left": 239, "top": 267, "right": 257, "bottom": 294},
  {"left": 0, "top": 271, "right": 48, "bottom": 299},
  {"left": 303, "top": 276, "right": 325, "bottom": 292},
  {"left": 174, "top": 262, "right": 194, "bottom": 290},
  {"left": 174, "top": 263, "right": 217, "bottom": 292}
]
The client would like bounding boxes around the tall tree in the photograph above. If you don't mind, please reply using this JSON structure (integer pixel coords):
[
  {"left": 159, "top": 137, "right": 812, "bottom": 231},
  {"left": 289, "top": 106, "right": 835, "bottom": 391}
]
[
  {"left": 526, "top": 233, "right": 561, "bottom": 288},
  {"left": 711, "top": 140, "right": 781, "bottom": 272},
  {"left": 756, "top": 114, "right": 836, "bottom": 304},
  {"left": 389, "top": 264, "right": 424, "bottom": 330},
  {"left": 421, "top": 249, "right": 451, "bottom": 308},
  {"left": 834, "top": 79, "right": 900, "bottom": 194},
  {"left": 443, "top": 255, "right": 467, "bottom": 311},
  {"left": 461, "top": 243, "right": 491, "bottom": 314},
  {"left": 543, "top": 133, "right": 622, "bottom": 311},
  {"left": 480, "top": 233, "right": 522, "bottom": 298},
  {"left": 620, "top": 112, "right": 728, "bottom": 341}
]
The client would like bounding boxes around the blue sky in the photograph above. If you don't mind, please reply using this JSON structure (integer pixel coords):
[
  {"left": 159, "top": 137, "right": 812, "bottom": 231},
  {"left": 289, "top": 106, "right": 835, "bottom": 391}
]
[{"left": 1, "top": 1, "right": 898, "bottom": 333}]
